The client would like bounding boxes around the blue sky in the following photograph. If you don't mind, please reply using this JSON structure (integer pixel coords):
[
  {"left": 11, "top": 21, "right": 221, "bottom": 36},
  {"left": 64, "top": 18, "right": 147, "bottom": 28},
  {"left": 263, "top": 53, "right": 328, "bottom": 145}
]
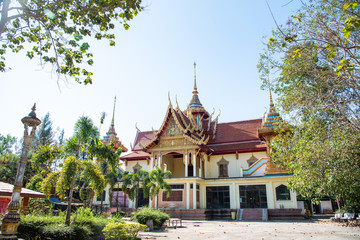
[{"left": 0, "top": 0, "right": 302, "bottom": 151}]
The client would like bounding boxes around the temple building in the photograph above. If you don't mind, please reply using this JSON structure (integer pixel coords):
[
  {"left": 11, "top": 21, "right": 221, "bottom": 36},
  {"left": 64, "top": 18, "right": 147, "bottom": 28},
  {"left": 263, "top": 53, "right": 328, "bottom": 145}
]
[{"left": 118, "top": 64, "right": 308, "bottom": 220}]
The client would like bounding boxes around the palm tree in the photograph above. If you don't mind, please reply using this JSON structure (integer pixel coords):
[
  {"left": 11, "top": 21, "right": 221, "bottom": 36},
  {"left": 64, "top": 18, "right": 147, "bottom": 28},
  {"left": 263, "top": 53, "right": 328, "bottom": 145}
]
[
  {"left": 73, "top": 116, "right": 99, "bottom": 159},
  {"left": 88, "top": 139, "right": 123, "bottom": 211},
  {"left": 145, "top": 168, "right": 172, "bottom": 209},
  {"left": 122, "top": 170, "right": 149, "bottom": 209},
  {"left": 42, "top": 156, "right": 105, "bottom": 226}
]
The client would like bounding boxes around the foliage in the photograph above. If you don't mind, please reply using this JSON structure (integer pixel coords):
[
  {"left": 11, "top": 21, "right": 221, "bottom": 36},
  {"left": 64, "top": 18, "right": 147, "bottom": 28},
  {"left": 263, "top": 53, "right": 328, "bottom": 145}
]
[
  {"left": 89, "top": 140, "right": 122, "bottom": 172},
  {"left": 0, "top": 134, "right": 16, "bottom": 155},
  {"left": 342, "top": 202, "right": 360, "bottom": 213},
  {"left": 89, "top": 139, "right": 123, "bottom": 210},
  {"left": 18, "top": 209, "right": 116, "bottom": 239},
  {"left": 122, "top": 170, "right": 149, "bottom": 209},
  {"left": 0, "top": 0, "right": 143, "bottom": 84},
  {"left": 31, "top": 144, "right": 63, "bottom": 174},
  {"left": 145, "top": 168, "right": 172, "bottom": 209},
  {"left": 73, "top": 207, "right": 113, "bottom": 237},
  {"left": 258, "top": 0, "right": 360, "bottom": 204},
  {"left": 0, "top": 151, "right": 33, "bottom": 185},
  {"left": 0, "top": 134, "right": 21, "bottom": 183},
  {"left": 32, "top": 113, "right": 54, "bottom": 150},
  {"left": 26, "top": 198, "right": 53, "bottom": 215},
  {"left": 132, "top": 207, "right": 169, "bottom": 228},
  {"left": 102, "top": 222, "right": 145, "bottom": 240},
  {"left": 73, "top": 116, "right": 99, "bottom": 159},
  {"left": 0, "top": 152, "right": 20, "bottom": 184},
  {"left": 26, "top": 173, "right": 44, "bottom": 191},
  {"left": 18, "top": 215, "right": 89, "bottom": 240},
  {"left": 41, "top": 156, "right": 105, "bottom": 225}
]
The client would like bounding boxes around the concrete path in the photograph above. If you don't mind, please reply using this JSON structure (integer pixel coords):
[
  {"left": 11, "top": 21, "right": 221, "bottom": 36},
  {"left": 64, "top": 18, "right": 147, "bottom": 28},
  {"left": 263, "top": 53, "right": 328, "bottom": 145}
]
[{"left": 138, "top": 219, "right": 360, "bottom": 240}]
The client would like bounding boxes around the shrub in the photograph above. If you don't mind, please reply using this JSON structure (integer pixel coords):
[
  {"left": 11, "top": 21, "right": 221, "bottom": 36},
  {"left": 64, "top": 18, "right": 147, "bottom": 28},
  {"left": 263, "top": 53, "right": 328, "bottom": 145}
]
[
  {"left": 17, "top": 209, "right": 114, "bottom": 240},
  {"left": 132, "top": 208, "right": 169, "bottom": 228},
  {"left": 74, "top": 207, "right": 113, "bottom": 237},
  {"left": 103, "top": 222, "right": 145, "bottom": 240},
  {"left": 41, "top": 224, "right": 89, "bottom": 240}
]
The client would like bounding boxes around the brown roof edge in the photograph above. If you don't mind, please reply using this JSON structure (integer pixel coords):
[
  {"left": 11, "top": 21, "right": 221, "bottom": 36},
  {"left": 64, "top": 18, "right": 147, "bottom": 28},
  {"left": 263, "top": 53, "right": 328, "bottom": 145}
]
[{"left": 210, "top": 147, "right": 267, "bottom": 155}]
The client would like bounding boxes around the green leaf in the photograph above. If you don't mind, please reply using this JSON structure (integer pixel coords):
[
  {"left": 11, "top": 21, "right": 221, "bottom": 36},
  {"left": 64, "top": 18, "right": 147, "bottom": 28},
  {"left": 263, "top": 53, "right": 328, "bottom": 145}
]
[
  {"left": 80, "top": 42, "right": 90, "bottom": 51},
  {"left": 74, "top": 34, "right": 83, "bottom": 41}
]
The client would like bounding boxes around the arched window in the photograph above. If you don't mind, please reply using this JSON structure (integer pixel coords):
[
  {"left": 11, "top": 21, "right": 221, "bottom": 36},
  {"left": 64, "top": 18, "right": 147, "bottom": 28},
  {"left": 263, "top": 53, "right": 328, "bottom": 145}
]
[
  {"left": 217, "top": 156, "right": 229, "bottom": 177},
  {"left": 276, "top": 184, "right": 291, "bottom": 200},
  {"left": 133, "top": 162, "right": 142, "bottom": 174}
]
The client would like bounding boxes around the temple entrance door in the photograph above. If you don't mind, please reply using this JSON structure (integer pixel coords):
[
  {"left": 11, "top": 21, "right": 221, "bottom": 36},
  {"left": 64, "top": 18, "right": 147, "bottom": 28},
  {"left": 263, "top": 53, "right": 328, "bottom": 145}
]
[
  {"left": 137, "top": 188, "right": 149, "bottom": 208},
  {"left": 188, "top": 165, "right": 193, "bottom": 177},
  {"left": 239, "top": 185, "right": 267, "bottom": 208},
  {"left": 206, "top": 186, "right": 230, "bottom": 209}
]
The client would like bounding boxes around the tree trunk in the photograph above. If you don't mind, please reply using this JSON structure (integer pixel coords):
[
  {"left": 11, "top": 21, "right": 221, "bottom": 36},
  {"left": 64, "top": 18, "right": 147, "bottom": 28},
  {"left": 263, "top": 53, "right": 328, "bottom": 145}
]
[
  {"left": 65, "top": 178, "right": 76, "bottom": 226},
  {"left": 89, "top": 191, "right": 95, "bottom": 208},
  {"left": 336, "top": 196, "right": 341, "bottom": 211}
]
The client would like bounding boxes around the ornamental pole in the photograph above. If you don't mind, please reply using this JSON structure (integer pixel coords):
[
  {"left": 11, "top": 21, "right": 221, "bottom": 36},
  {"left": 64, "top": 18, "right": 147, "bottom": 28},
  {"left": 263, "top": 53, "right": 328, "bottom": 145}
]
[{"left": 0, "top": 104, "right": 41, "bottom": 240}]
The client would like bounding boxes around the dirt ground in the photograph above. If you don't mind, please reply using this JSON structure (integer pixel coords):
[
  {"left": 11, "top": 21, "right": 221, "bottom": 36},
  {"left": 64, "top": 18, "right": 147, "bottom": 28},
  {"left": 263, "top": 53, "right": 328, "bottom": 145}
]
[{"left": 138, "top": 219, "right": 360, "bottom": 240}]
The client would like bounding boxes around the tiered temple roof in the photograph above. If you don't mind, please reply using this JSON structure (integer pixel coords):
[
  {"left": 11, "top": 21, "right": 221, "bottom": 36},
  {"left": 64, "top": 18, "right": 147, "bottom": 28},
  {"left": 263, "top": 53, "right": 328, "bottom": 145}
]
[{"left": 121, "top": 65, "right": 267, "bottom": 161}]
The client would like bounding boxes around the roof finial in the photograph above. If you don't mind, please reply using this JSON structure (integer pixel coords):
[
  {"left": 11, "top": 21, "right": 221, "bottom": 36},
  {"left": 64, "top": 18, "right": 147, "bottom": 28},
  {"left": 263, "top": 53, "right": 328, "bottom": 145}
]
[
  {"left": 175, "top": 95, "right": 180, "bottom": 111},
  {"left": 193, "top": 62, "right": 198, "bottom": 94},
  {"left": 168, "top": 91, "right": 172, "bottom": 107},
  {"left": 266, "top": 62, "right": 274, "bottom": 107},
  {"left": 111, "top": 96, "right": 116, "bottom": 126},
  {"left": 29, "top": 103, "right": 37, "bottom": 118}
]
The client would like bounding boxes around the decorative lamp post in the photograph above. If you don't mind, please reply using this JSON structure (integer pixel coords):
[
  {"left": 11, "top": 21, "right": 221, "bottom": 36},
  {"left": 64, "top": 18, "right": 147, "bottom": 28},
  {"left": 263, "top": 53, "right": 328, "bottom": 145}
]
[{"left": 0, "top": 104, "right": 41, "bottom": 240}]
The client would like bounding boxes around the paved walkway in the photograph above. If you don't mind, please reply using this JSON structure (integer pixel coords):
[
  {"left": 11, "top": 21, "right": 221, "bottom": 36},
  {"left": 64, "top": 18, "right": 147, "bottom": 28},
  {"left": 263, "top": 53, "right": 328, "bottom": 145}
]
[{"left": 138, "top": 219, "right": 360, "bottom": 240}]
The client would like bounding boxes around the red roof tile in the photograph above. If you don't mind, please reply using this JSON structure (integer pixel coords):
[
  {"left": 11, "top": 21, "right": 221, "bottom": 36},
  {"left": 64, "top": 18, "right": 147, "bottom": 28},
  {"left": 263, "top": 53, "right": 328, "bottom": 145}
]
[
  {"left": 209, "top": 119, "right": 263, "bottom": 144},
  {"left": 132, "top": 131, "right": 154, "bottom": 151},
  {"left": 120, "top": 151, "right": 150, "bottom": 161},
  {"left": 0, "top": 181, "right": 45, "bottom": 198}
]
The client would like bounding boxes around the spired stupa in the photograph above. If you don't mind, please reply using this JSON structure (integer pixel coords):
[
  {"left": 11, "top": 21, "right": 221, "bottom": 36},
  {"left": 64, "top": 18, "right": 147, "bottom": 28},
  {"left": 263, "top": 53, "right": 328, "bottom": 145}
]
[{"left": 101, "top": 96, "right": 128, "bottom": 152}]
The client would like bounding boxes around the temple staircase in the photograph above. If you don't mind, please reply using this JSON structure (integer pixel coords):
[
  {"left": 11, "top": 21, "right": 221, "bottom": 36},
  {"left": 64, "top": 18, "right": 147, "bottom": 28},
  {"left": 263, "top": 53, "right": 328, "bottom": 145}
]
[{"left": 239, "top": 209, "right": 267, "bottom": 221}]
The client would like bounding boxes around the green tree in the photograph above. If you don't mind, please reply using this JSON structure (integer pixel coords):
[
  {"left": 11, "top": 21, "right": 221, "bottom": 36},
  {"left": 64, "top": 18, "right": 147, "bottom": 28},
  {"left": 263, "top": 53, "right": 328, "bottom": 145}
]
[
  {"left": 0, "top": 0, "right": 143, "bottom": 84},
  {"left": 88, "top": 139, "right": 123, "bottom": 210},
  {"left": 42, "top": 156, "right": 105, "bottom": 226},
  {"left": 145, "top": 168, "right": 172, "bottom": 209},
  {"left": 0, "top": 134, "right": 16, "bottom": 155},
  {"left": 122, "top": 170, "right": 149, "bottom": 209},
  {"left": 32, "top": 113, "right": 54, "bottom": 150},
  {"left": 258, "top": 0, "right": 360, "bottom": 206},
  {"left": 73, "top": 116, "right": 99, "bottom": 159},
  {"left": 0, "top": 134, "right": 33, "bottom": 184}
]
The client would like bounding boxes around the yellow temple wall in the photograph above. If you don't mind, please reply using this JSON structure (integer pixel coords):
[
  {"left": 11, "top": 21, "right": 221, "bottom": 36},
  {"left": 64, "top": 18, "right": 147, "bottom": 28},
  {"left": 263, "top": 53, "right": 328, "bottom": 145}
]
[
  {"left": 126, "top": 160, "right": 150, "bottom": 172},
  {"left": 205, "top": 151, "right": 267, "bottom": 178}
]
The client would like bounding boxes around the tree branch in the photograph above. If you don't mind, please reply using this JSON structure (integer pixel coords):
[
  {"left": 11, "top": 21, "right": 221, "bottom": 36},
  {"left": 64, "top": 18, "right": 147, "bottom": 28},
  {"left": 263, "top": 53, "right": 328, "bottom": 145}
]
[{"left": 0, "top": 0, "right": 11, "bottom": 36}]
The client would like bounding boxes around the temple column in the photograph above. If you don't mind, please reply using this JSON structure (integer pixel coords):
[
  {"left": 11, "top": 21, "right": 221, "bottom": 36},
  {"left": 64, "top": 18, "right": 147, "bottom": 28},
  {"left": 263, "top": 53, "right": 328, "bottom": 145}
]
[
  {"left": 266, "top": 181, "right": 275, "bottom": 209},
  {"left": 150, "top": 156, "right": 154, "bottom": 171},
  {"left": 158, "top": 156, "right": 161, "bottom": 169},
  {"left": 193, "top": 181, "right": 197, "bottom": 209},
  {"left": 199, "top": 159, "right": 202, "bottom": 178},
  {"left": 186, "top": 182, "right": 190, "bottom": 209},
  {"left": 185, "top": 154, "right": 188, "bottom": 177},
  {"left": 193, "top": 152, "right": 197, "bottom": 177},
  {"left": 230, "top": 183, "right": 236, "bottom": 209}
]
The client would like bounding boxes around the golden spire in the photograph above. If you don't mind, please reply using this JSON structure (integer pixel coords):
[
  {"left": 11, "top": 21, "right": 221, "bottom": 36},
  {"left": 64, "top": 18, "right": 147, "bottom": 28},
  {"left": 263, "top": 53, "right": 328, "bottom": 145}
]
[
  {"left": 193, "top": 62, "right": 198, "bottom": 95},
  {"left": 111, "top": 96, "right": 116, "bottom": 127}
]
